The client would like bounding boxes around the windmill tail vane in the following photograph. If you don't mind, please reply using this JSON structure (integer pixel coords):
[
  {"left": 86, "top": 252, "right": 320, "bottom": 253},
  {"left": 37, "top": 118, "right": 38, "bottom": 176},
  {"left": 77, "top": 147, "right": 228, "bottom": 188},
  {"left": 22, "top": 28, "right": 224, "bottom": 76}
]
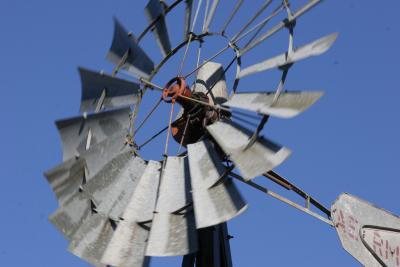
[{"left": 44, "top": 1, "right": 400, "bottom": 266}]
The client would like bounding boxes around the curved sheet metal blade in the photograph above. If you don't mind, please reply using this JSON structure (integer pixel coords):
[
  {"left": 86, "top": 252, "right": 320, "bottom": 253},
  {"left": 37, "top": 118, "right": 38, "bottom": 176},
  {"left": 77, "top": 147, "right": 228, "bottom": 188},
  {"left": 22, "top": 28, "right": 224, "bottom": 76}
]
[
  {"left": 78, "top": 67, "right": 140, "bottom": 113},
  {"left": 188, "top": 140, "right": 247, "bottom": 228},
  {"left": 155, "top": 156, "right": 192, "bottom": 213},
  {"left": 332, "top": 193, "right": 400, "bottom": 267},
  {"left": 224, "top": 91, "right": 324, "bottom": 118},
  {"left": 145, "top": 0, "right": 172, "bottom": 57},
  {"left": 192, "top": 178, "right": 247, "bottom": 229},
  {"left": 83, "top": 154, "right": 147, "bottom": 220},
  {"left": 49, "top": 191, "right": 93, "bottom": 241},
  {"left": 206, "top": 120, "right": 291, "bottom": 180},
  {"left": 81, "top": 130, "right": 131, "bottom": 182},
  {"left": 238, "top": 33, "right": 338, "bottom": 79},
  {"left": 193, "top": 61, "right": 228, "bottom": 105},
  {"left": 68, "top": 213, "right": 116, "bottom": 267},
  {"left": 107, "top": 18, "right": 154, "bottom": 79},
  {"left": 146, "top": 157, "right": 197, "bottom": 256},
  {"left": 146, "top": 211, "right": 198, "bottom": 256},
  {"left": 187, "top": 139, "right": 225, "bottom": 189},
  {"left": 101, "top": 161, "right": 161, "bottom": 267},
  {"left": 55, "top": 107, "right": 130, "bottom": 161},
  {"left": 44, "top": 157, "right": 85, "bottom": 205}
]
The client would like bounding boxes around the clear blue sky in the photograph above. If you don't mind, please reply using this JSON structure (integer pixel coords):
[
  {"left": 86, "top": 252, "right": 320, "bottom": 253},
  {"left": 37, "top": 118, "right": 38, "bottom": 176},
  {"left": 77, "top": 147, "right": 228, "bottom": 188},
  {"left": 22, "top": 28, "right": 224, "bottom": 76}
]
[{"left": 1, "top": 0, "right": 399, "bottom": 266}]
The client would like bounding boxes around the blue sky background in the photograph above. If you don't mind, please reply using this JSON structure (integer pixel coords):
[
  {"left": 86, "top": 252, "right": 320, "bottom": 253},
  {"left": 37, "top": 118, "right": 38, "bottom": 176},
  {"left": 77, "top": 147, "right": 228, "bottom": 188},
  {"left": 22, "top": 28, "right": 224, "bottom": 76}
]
[{"left": 1, "top": 0, "right": 399, "bottom": 266}]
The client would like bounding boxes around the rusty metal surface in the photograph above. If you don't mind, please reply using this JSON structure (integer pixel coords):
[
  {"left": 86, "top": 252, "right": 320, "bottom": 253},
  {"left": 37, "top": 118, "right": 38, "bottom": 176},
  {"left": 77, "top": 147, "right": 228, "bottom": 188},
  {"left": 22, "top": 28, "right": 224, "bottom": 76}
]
[
  {"left": 145, "top": 0, "right": 172, "bottom": 57},
  {"left": 225, "top": 91, "right": 323, "bottom": 118},
  {"left": 107, "top": 18, "right": 154, "bottom": 79},
  {"left": 44, "top": 157, "right": 85, "bottom": 205},
  {"left": 56, "top": 107, "right": 130, "bottom": 161},
  {"left": 188, "top": 140, "right": 247, "bottom": 228},
  {"left": 332, "top": 193, "right": 400, "bottom": 267},
  {"left": 78, "top": 67, "right": 140, "bottom": 113},
  {"left": 239, "top": 33, "right": 337, "bottom": 78},
  {"left": 207, "top": 120, "right": 291, "bottom": 180},
  {"left": 101, "top": 161, "right": 160, "bottom": 267}
]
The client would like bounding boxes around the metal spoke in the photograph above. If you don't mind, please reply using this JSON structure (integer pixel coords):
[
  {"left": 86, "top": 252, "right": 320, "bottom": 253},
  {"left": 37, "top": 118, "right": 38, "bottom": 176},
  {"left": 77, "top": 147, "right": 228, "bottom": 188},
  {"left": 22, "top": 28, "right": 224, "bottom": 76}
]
[
  {"left": 231, "top": 0, "right": 272, "bottom": 42},
  {"left": 242, "top": 3, "right": 286, "bottom": 48},
  {"left": 177, "top": 115, "right": 191, "bottom": 154},
  {"left": 184, "top": 2, "right": 285, "bottom": 79},
  {"left": 241, "top": 0, "right": 322, "bottom": 56},
  {"left": 177, "top": 0, "right": 203, "bottom": 76},
  {"left": 220, "top": 0, "right": 243, "bottom": 35},
  {"left": 133, "top": 98, "right": 162, "bottom": 136},
  {"left": 177, "top": 94, "right": 230, "bottom": 112},
  {"left": 163, "top": 102, "right": 175, "bottom": 156},
  {"left": 230, "top": 172, "right": 333, "bottom": 226},
  {"left": 139, "top": 78, "right": 164, "bottom": 91},
  {"left": 184, "top": 45, "right": 230, "bottom": 78},
  {"left": 138, "top": 125, "right": 169, "bottom": 150}
]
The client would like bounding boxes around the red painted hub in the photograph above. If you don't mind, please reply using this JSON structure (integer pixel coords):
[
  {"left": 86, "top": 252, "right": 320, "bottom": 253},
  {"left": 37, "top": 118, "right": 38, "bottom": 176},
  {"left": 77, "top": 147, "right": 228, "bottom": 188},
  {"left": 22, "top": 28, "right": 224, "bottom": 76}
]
[{"left": 162, "top": 77, "right": 192, "bottom": 109}]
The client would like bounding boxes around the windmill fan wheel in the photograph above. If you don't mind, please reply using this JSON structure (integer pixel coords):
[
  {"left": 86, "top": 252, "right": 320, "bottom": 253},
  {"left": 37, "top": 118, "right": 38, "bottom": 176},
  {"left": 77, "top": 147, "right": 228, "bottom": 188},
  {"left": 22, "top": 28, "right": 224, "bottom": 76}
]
[{"left": 44, "top": 0, "right": 336, "bottom": 266}]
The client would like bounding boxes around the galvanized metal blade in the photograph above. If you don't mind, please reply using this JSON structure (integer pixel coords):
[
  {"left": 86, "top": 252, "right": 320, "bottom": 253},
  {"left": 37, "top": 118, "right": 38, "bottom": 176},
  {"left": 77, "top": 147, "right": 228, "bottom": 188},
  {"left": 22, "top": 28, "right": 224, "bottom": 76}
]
[
  {"left": 155, "top": 156, "right": 192, "bottom": 213},
  {"left": 82, "top": 154, "right": 147, "bottom": 220},
  {"left": 187, "top": 139, "right": 225, "bottom": 189},
  {"left": 68, "top": 213, "right": 116, "bottom": 267},
  {"left": 146, "top": 156, "right": 197, "bottom": 256},
  {"left": 332, "top": 193, "right": 400, "bottom": 267},
  {"left": 78, "top": 67, "right": 141, "bottom": 113},
  {"left": 107, "top": 18, "right": 154, "bottom": 79},
  {"left": 80, "top": 130, "right": 131, "bottom": 183},
  {"left": 239, "top": 33, "right": 337, "bottom": 78},
  {"left": 145, "top": 0, "right": 172, "bottom": 57},
  {"left": 193, "top": 177, "right": 247, "bottom": 230},
  {"left": 184, "top": 0, "right": 193, "bottom": 38},
  {"left": 188, "top": 140, "right": 247, "bottom": 229},
  {"left": 44, "top": 157, "right": 85, "bottom": 205},
  {"left": 146, "top": 212, "right": 198, "bottom": 256},
  {"left": 193, "top": 61, "right": 228, "bottom": 105},
  {"left": 55, "top": 107, "right": 130, "bottom": 161},
  {"left": 101, "top": 161, "right": 161, "bottom": 267},
  {"left": 224, "top": 91, "right": 324, "bottom": 118},
  {"left": 49, "top": 191, "right": 93, "bottom": 241},
  {"left": 206, "top": 120, "right": 291, "bottom": 180}
]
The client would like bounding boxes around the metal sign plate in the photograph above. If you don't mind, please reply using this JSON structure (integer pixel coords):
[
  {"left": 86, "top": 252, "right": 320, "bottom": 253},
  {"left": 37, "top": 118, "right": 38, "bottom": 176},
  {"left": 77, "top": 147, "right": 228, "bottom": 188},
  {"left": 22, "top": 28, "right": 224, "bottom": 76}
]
[{"left": 332, "top": 193, "right": 400, "bottom": 267}]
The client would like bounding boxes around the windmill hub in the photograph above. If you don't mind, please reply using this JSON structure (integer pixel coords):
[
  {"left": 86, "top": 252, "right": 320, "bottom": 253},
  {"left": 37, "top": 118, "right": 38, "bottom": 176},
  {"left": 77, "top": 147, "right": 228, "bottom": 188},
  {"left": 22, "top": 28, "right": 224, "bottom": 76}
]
[{"left": 162, "top": 77, "right": 221, "bottom": 146}]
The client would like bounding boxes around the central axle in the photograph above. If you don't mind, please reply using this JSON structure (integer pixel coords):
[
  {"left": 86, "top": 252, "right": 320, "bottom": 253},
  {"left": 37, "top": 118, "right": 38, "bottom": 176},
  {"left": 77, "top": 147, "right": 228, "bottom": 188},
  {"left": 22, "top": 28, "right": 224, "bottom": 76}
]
[{"left": 161, "top": 77, "right": 219, "bottom": 146}]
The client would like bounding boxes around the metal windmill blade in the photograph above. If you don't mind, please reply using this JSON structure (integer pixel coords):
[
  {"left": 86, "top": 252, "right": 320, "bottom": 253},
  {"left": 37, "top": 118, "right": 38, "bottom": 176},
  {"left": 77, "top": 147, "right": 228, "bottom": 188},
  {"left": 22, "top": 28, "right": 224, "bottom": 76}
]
[
  {"left": 44, "top": 1, "right": 400, "bottom": 267},
  {"left": 55, "top": 107, "right": 131, "bottom": 160},
  {"left": 145, "top": 0, "right": 172, "bottom": 57},
  {"left": 107, "top": 17, "right": 154, "bottom": 79},
  {"left": 78, "top": 67, "right": 141, "bottom": 113}
]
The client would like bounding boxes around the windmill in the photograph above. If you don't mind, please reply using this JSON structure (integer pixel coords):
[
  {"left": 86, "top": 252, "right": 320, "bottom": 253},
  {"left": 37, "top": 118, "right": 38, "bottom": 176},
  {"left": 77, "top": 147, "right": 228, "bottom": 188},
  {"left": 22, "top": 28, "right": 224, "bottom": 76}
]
[{"left": 44, "top": 1, "right": 400, "bottom": 266}]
